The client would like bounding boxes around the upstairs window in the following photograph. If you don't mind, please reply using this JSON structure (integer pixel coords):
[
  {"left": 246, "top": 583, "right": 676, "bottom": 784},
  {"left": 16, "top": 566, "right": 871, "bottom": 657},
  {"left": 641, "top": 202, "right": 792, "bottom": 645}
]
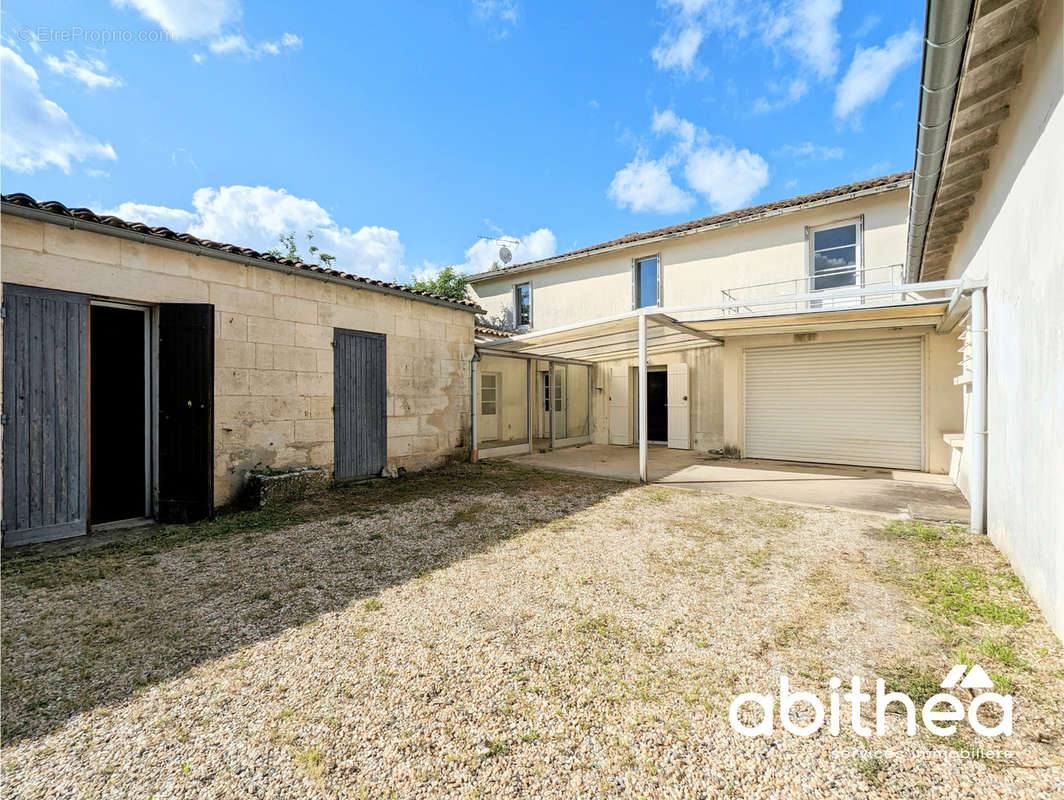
[
  {"left": 634, "top": 256, "right": 660, "bottom": 308},
  {"left": 514, "top": 282, "right": 531, "bottom": 328},
  {"left": 811, "top": 223, "right": 859, "bottom": 290}
]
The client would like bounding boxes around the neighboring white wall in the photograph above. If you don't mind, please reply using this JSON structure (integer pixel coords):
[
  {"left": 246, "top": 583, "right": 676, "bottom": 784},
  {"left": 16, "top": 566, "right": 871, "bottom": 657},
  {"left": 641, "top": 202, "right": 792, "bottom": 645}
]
[
  {"left": 471, "top": 188, "right": 908, "bottom": 330},
  {"left": 945, "top": 0, "right": 1063, "bottom": 637}
]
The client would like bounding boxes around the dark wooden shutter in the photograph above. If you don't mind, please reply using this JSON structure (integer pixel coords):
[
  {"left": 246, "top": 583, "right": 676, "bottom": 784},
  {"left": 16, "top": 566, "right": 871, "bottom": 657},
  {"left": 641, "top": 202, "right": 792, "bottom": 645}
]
[
  {"left": 158, "top": 304, "right": 214, "bottom": 522},
  {"left": 2, "top": 284, "right": 88, "bottom": 546},
  {"left": 333, "top": 329, "right": 386, "bottom": 480}
]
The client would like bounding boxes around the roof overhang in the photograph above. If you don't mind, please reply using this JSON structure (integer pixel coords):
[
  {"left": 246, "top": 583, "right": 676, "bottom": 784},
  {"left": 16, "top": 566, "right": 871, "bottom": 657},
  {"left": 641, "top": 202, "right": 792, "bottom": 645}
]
[
  {"left": 908, "top": 0, "right": 1046, "bottom": 282},
  {"left": 477, "top": 280, "right": 962, "bottom": 362}
]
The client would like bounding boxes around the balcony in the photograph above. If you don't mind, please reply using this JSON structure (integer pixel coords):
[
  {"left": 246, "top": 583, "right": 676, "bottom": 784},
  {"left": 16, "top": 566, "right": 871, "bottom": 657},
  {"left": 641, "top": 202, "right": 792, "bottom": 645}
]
[{"left": 720, "top": 263, "right": 916, "bottom": 315}]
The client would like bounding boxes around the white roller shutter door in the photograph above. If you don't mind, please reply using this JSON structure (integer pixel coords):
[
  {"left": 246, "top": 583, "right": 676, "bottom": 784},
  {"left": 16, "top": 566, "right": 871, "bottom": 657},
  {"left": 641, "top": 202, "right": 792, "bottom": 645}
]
[{"left": 744, "top": 338, "right": 924, "bottom": 470}]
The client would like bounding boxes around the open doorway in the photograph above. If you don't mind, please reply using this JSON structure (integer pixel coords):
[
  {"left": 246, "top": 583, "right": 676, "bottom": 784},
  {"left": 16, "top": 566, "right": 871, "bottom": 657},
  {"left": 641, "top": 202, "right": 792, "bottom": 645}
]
[
  {"left": 646, "top": 369, "right": 668, "bottom": 443},
  {"left": 90, "top": 303, "right": 151, "bottom": 525}
]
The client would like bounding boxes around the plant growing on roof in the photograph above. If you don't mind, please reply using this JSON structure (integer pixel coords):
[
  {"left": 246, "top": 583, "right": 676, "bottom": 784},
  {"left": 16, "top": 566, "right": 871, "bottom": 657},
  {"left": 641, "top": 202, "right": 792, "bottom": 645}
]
[{"left": 268, "top": 230, "right": 336, "bottom": 267}]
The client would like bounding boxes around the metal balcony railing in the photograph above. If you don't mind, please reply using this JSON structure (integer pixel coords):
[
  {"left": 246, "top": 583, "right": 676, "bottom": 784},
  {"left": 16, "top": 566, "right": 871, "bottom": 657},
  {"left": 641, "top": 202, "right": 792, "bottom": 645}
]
[{"left": 720, "top": 263, "right": 916, "bottom": 315}]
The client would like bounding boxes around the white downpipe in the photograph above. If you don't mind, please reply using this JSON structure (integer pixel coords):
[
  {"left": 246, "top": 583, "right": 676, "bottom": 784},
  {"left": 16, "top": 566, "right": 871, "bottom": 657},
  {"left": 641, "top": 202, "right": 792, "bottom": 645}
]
[
  {"left": 638, "top": 311, "right": 648, "bottom": 482},
  {"left": 969, "top": 286, "right": 987, "bottom": 534}
]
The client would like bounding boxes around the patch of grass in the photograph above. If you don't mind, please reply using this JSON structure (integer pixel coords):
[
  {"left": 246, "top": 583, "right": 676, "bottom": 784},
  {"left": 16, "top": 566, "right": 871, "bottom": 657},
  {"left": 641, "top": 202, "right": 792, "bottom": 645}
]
[
  {"left": 292, "top": 744, "right": 326, "bottom": 778},
  {"left": 968, "top": 636, "right": 1028, "bottom": 669},
  {"left": 988, "top": 672, "right": 1014, "bottom": 694},
  {"left": 746, "top": 543, "right": 772, "bottom": 569},
  {"left": 854, "top": 755, "right": 888, "bottom": 786},
  {"left": 880, "top": 665, "right": 942, "bottom": 708},
  {"left": 575, "top": 612, "right": 628, "bottom": 641},
  {"left": 883, "top": 520, "right": 966, "bottom": 547},
  {"left": 481, "top": 739, "right": 510, "bottom": 758},
  {"left": 641, "top": 486, "right": 676, "bottom": 504},
  {"left": 252, "top": 590, "right": 271, "bottom": 602},
  {"left": 361, "top": 597, "right": 382, "bottom": 612},
  {"left": 918, "top": 566, "right": 1028, "bottom": 627},
  {"left": 447, "top": 502, "right": 487, "bottom": 525}
]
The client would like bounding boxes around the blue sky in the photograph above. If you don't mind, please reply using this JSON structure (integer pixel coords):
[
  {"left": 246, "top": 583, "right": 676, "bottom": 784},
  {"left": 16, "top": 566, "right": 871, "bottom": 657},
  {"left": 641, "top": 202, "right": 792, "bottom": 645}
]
[{"left": 1, "top": 1, "right": 924, "bottom": 281}]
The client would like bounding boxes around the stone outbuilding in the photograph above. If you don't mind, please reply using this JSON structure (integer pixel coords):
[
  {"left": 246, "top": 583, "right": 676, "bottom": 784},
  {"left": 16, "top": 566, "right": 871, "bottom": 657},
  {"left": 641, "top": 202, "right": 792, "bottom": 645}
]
[{"left": 1, "top": 194, "right": 480, "bottom": 545}]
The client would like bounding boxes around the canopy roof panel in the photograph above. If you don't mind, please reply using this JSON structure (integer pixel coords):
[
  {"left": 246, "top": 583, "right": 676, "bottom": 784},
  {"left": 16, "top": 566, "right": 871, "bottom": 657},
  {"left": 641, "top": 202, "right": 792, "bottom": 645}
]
[{"left": 477, "top": 280, "right": 961, "bottom": 362}]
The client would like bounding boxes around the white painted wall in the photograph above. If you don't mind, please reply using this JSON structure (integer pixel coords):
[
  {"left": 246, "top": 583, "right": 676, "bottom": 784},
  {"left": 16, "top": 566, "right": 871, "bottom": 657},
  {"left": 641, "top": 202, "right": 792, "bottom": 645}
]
[
  {"left": 945, "top": 0, "right": 1064, "bottom": 638},
  {"left": 471, "top": 188, "right": 909, "bottom": 330}
]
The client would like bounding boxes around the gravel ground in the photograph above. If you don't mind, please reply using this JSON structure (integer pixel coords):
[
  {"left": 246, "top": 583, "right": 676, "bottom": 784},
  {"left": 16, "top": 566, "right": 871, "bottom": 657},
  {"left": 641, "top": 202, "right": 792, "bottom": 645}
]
[{"left": 2, "top": 463, "right": 1062, "bottom": 799}]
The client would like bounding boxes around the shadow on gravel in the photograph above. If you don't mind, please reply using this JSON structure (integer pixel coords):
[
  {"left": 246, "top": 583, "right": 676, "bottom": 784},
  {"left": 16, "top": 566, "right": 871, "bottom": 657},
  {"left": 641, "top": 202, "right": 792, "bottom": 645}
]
[{"left": 1, "top": 461, "right": 627, "bottom": 745}]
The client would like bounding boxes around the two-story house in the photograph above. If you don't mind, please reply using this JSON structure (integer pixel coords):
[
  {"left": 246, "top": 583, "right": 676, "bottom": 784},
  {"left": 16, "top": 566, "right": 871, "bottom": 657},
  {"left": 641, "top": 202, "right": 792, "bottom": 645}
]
[{"left": 467, "top": 172, "right": 964, "bottom": 481}]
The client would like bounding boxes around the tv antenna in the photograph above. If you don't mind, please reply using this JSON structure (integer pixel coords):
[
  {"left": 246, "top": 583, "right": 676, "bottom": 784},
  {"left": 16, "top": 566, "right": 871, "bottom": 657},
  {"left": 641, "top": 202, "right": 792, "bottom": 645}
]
[{"left": 478, "top": 234, "right": 520, "bottom": 265}]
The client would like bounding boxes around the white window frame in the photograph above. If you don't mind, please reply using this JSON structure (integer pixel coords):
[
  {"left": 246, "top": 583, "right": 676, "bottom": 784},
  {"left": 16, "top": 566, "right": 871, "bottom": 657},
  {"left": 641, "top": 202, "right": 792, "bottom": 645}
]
[
  {"left": 806, "top": 216, "right": 864, "bottom": 293},
  {"left": 514, "top": 281, "right": 533, "bottom": 329},
  {"left": 631, "top": 253, "right": 663, "bottom": 310},
  {"left": 480, "top": 371, "right": 500, "bottom": 416}
]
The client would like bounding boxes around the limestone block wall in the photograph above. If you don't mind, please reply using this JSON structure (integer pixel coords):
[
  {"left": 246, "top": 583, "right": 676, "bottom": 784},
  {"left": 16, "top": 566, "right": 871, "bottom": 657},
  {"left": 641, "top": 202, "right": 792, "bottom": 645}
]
[{"left": 0, "top": 215, "right": 475, "bottom": 507}]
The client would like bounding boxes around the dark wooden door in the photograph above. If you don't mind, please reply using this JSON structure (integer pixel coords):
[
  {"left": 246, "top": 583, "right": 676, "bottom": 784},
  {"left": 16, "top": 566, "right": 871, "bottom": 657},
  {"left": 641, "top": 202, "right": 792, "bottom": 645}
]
[
  {"left": 158, "top": 304, "right": 214, "bottom": 522},
  {"left": 333, "top": 328, "right": 386, "bottom": 480},
  {"left": 2, "top": 284, "right": 89, "bottom": 546}
]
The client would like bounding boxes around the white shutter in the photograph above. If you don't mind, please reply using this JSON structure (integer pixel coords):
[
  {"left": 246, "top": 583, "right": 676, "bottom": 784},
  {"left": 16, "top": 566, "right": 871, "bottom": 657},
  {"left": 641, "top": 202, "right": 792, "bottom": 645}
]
[
  {"left": 666, "top": 362, "right": 690, "bottom": 450},
  {"left": 744, "top": 338, "right": 923, "bottom": 470},
  {"left": 609, "top": 368, "right": 631, "bottom": 445}
]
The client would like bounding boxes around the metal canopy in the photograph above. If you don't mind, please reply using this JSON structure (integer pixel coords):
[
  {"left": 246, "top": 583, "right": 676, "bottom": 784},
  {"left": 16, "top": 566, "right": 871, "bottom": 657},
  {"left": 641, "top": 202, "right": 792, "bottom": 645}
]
[
  {"left": 477, "top": 311, "right": 720, "bottom": 362},
  {"left": 475, "top": 278, "right": 963, "bottom": 483},
  {"left": 477, "top": 280, "right": 961, "bottom": 364}
]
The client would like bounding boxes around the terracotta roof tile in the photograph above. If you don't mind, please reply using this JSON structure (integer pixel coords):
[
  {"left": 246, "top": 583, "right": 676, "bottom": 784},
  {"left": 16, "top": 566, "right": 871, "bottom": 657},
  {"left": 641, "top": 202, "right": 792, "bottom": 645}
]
[{"left": 1, "top": 193, "right": 480, "bottom": 311}]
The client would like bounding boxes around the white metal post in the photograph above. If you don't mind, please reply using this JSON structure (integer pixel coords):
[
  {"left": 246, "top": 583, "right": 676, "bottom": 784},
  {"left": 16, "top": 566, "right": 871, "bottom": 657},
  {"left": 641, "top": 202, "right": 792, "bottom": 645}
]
[
  {"left": 969, "top": 286, "right": 988, "bottom": 534},
  {"left": 470, "top": 354, "right": 479, "bottom": 463},
  {"left": 638, "top": 311, "right": 648, "bottom": 482},
  {"left": 526, "top": 358, "right": 533, "bottom": 453},
  {"left": 548, "top": 361, "right": 556, "bottom": 450}
]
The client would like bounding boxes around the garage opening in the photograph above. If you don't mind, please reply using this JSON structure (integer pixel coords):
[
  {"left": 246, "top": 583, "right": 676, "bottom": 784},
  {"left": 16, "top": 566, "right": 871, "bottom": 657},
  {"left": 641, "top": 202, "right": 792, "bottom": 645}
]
[
  {"left": 90, "top": 304, "right": 150, "bottom": 525},
  {"left": 744, "top": 338, "right": 924, "bottom": 470}
]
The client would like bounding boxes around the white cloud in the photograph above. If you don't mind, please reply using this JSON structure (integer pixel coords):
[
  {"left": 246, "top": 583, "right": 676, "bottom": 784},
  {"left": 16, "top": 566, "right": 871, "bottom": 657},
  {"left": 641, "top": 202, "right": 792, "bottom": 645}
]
[
  {"left": 762, "top": 0, "right": 841, "bottom": 81},
  {"left": 651, "top": 0, "right": 748, "bottom": 76},
  {"left": 103, "top": 201, "right": 199, "bottom": 230},
  {"left": 651, "top": 26, "right": 705, "bottom": 74},
  {"left": 610, "top": 109, "right": 768, "bottom": 214},
  {"left": 472, "top": 0, "right": 519, "bottom": 38},
  {"left": 834, "top": 28, "right": 921, "bottom": 121},
  {"left": 208, "top": 32, "right": 300, "bottom": 58},
  {"left": 774, "top": 141, "right": 844, "bottom": 161},
  {"left": 752, "top": 78, "right": 807, "bottom": 113},
  {"left": 1, "top": 46, "right": 117, "bottom": 173},
  {"left": 459, "top": 228, "right": 557, "bottom": 272},
  {"left": 102, "top": 186, "right": 407, "bottom": 280},
  {"left": 112, "top": 0, "right": 241, "bottom": 39},
  {"left": 608, "top": 156, "right": 695, "bottom": 215},
  {"left": 43, "top": 50, "right": 123, "bottom": 89},
  {"left": 855, "top": 14, "right": 881, "bottom": 39},
  {"left": 685, "top": 144, "right": 769, "bottom": 211},
  {"left": 651, "top": 108, "right": 699, "bottom": 152},
  {"left": 652, "top": 0, "right": 840, "bottom": 87}
]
